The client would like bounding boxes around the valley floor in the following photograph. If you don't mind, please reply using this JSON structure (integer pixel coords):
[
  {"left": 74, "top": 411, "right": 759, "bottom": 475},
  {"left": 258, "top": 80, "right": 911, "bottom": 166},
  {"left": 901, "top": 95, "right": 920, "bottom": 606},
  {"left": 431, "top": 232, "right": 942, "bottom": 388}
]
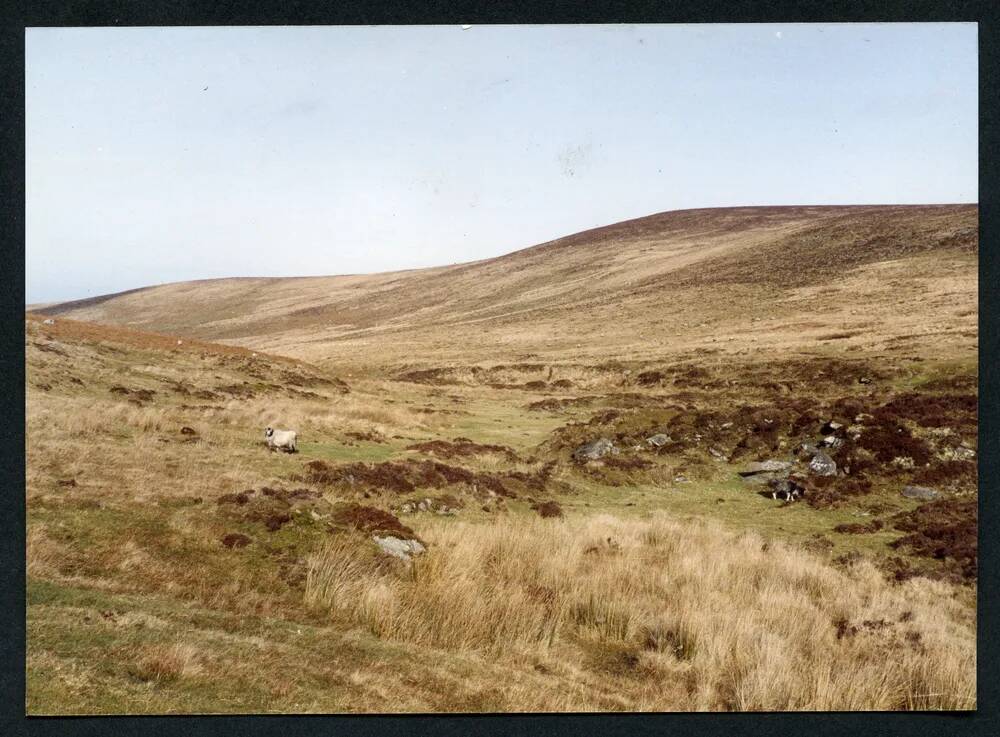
[{"left": 25, "top": 314, "right": 977, "bottom": 713}]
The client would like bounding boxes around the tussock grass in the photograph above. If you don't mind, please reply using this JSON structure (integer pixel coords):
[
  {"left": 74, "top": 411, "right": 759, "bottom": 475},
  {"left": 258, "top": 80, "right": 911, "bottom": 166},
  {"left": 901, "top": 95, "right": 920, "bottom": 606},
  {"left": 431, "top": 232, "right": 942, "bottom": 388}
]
[
  {"left": 128, "top": 643, "right": 202, "bottom": 683},
  {"left": 25, "top": 302, "right": 977, "bottom": 713},
  {"left": 305, "top": 513, "right": 975, "bottom": 711}
]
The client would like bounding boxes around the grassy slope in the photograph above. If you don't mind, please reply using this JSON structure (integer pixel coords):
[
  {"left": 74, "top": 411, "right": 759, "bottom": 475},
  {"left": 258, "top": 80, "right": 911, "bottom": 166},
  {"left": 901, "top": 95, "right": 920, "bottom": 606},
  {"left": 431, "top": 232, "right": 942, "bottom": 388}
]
[
  {"left": 37, "top": 204, "right": 977, "bottom": 367},
  {"left": 26, "top": 205, "right": 979, "bottom": 713}
]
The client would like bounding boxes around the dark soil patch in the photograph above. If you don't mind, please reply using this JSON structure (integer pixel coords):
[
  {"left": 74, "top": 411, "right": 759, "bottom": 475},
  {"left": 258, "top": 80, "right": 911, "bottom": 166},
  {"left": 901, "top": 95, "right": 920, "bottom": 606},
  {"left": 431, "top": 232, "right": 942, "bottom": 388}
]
[
  {"left": 280, "top": 371, "right": 350, "bottom": 394},
  {"left": 215, "top": 383, "right": 256, "bottom": 399},
  {"left": 345, "top": 430, "right": 387, "bottom": 443},
  {"left": 805, "top": 476, "right": 873, "bottom": 508},
  {"left": 334, "top": 504, "right": 416, "bottom": 539},
  {"left": 304, "top": 458, "right": 554, "bottom": 499},
  {"left": 802, "top": 534, "right": 834, "bottom": 555},
  {"left": 602, "top": 456, "right": 654, "bottom": 471},
  {"left": 833, "top": 519, "right": 884, "bottom": 534},
  {"left": 221, "top": 533, "right": 251, "bottom": 549},
  {"left": 109, "top": 386, "right": 156, "bottom": 402},
  {"left": 857, "top": 423, "right": 932, "bottom": 466},
  {"left": 920, "top": 374, "right": 977, "bottom": 392},
  {"left": 635, "top": 370, "right": 666, "bottom": 386},
  {"left": 406, "top": 439, "right": 519, "bottom": 462},
  {"left": 217, "top": 491, "right": 253, "bottom": 505},
  {"left": 260, "top": 486, "right": 321, "bottom": 503},
  {"left": 32, "top": 341, "right": 68, "bottom": 356},
  {"left": 889, "top": 499, "right": 977, "bottom": 583},
  {"left": 264, "top": 513, "right": 293, "bottom": 532},
  {"left": 878, "top": 392, "right": 977, "bottom": 430},
  {"left": 911, "top": 460, "right": 976, "bottom": 488},
  {"left": 526, "top": 396, "right": 600, "bottom": 412},
  {"left": 531, "top": 500, "right": 563, "bottom": 518},
  {"left": 287, "top": 388, "right": 324, "bottom": 400},
  {"left": 396, "top": 368, "right": 456, "bottom": 385}
]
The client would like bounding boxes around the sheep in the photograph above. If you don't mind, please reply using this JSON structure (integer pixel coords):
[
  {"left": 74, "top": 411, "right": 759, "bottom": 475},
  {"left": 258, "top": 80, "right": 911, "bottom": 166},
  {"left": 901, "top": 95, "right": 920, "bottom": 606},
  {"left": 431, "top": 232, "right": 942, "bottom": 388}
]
[
  {"left": 768, "top": 477, "right": 805, "bottom": 502},
  {"left": 264, "top": 426, "right": 298, "bottom": 453}
]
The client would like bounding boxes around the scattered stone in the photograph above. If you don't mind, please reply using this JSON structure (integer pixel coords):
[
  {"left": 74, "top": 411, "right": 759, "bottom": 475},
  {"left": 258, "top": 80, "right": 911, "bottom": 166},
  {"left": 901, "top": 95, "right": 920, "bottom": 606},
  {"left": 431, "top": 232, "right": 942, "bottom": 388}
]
[
  {"left": 373, "top": 535, "right": 426, "bottom": 561},
  {"left": 673, "top": 475, "right": 689, "bottom": 484},
  {"left": 901, "top": 485, "right": 940, "bottom": 501},
  {"left": 858, "top": 376, "right": 873, "bottom": 385},
  {"left": 646, "top": 433, "right": 672, "bottom": 448},
  {"left": 796, "top": 442, "right": 820, "bottom": 458},
  {"left": 808, "top": 452, "right": 837, "bottom": 477},
  {"left": 720, "top": 422, "right": 733, "bottom": 429},
  {"left": 739, "top": 460, "right": 792, "bottom": 476},
  {"left": 955, "top": 445, "right": 976, "bottom": 460},
  {"left": 892, "top": 456, "right": 916, "bottom": 470},
  {"left": 573, "top": 438, "right": 616, "bottom": 461},
  {"left": 819, "top": 436, "right": 843, "bottom": 450},
  {"left": 708, "top": 447, "right": 726, "bottom": 460}
]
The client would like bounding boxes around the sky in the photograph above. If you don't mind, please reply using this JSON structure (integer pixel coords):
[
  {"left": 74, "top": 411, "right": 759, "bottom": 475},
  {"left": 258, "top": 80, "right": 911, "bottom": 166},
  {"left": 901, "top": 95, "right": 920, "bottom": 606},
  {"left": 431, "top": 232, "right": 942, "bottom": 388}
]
[{"left": 26, "top": 23, "right": 978, "bottom": 304}]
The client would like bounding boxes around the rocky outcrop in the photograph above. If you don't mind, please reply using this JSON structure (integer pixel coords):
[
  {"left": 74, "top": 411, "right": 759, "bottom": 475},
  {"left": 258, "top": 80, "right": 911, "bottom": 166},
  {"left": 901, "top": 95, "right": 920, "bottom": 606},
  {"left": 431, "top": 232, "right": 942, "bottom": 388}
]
[{"left": 573, "top": 438, "right": 616, "bottom": 461}]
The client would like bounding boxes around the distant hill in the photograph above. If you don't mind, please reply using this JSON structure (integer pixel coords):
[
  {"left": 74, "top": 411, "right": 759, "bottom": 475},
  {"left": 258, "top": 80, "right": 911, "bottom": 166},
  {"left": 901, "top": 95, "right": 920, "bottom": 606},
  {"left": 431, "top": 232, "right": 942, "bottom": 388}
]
[{"left": 36, "top": 204, "right": 978, "bottom": 368}]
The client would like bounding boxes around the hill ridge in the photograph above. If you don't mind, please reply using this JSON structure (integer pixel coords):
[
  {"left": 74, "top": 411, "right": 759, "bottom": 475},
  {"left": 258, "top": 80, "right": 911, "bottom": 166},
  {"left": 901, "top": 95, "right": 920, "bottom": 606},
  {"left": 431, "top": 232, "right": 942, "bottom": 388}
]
[{"left": 35, "top": 203, "right": 977, "bottom": 368}]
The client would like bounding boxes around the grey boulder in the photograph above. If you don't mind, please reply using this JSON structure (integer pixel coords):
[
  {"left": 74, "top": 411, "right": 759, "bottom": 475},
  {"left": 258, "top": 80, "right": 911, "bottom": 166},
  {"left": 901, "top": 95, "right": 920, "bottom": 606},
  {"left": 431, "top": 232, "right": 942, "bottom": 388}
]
[
  {"left": 819, "top": 435, "right": 843, "bottom": 450},
  {"left": 808, "top": 452, "right": 837, "bottom": 476},
  {"left": 796, "top": 442, "right": 820, "bottom": 458},
  {"left": 573, "top": 438, "right": 616, "bottom": 461},
  {"left": 901, "top": 485, "right": 940, "bottom": 501},
  {"left": 374, "top": 536, "right": 426, "bottom": 561},
  {"left": 739, "top": 460, "right": 792, "bottom": 476},
  {"left": 646, "top": 433, "right": 672, "bottom": 448}
]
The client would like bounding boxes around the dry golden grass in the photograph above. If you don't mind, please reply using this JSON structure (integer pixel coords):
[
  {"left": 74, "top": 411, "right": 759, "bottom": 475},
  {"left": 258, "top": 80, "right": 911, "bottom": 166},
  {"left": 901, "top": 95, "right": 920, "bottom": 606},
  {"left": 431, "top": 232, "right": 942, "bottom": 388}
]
[
  {"left": 305, "top": 513, "right": 975, "bottom": 711},
  {"left": 128, "top": 643, "right": 203, "bottom": 683},
  {"left": 25, "top": 205, "right": 978, "bottom": 713}
]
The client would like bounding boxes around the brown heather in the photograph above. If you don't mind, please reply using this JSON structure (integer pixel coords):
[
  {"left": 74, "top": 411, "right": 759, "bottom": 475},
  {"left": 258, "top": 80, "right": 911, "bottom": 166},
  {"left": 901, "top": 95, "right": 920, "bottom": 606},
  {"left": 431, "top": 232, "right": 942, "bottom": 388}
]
[
  {"left": 305, "top": 514, "right": 974, "bottom": 711},
  {"left": 26, "top": 205, "right": 978, "bottom": 713}
]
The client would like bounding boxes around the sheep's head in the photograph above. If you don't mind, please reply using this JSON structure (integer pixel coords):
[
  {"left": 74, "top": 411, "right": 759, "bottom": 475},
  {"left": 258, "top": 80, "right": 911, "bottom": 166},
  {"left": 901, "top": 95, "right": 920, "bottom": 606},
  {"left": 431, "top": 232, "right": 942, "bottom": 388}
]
[{"left": 264, "top": 427, "right": 274, "bottom": 438}]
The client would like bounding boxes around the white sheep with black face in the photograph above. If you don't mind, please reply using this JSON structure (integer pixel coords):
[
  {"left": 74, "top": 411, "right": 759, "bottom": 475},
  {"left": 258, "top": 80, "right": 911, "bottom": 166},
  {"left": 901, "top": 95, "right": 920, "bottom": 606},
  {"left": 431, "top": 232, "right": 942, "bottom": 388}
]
[{"left": 264, "top": 426, "right": 298, "bottom": 453}]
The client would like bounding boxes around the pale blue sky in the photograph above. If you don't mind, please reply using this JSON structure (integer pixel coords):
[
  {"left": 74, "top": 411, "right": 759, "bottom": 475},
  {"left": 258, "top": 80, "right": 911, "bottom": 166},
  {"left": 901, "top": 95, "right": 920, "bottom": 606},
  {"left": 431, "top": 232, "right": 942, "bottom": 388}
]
[{"left": 26, "top": 23, "right": 977, "bottom": 303}]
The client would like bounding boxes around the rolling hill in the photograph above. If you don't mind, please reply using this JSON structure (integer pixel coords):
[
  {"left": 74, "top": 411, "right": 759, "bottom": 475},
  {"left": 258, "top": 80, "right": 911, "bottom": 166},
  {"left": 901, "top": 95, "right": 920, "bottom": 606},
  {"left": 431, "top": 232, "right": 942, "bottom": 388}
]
[{"left": 37, "top": 204, "right": 978, "bottom": 369}]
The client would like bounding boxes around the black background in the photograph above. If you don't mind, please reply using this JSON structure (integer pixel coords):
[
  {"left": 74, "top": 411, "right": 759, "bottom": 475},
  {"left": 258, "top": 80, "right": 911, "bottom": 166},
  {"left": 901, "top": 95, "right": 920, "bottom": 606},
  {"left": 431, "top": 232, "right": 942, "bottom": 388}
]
[{"left": 1, "top": 2, "right": 996, "bottom": 735}]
